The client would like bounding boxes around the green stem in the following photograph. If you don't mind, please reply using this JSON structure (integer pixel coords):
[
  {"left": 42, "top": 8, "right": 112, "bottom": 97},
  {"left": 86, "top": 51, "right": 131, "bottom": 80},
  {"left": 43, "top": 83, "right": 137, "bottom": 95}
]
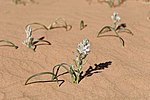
[
  {"left": 26, "top": 18, "right": 72, "bottom": 32},
  {"left": 49, "top": 18, "right": 72, "bottom": 31},
  {"left": 106, "top": 0, "right": 114, "bottom": 7},
  {"left": 75, "top": 69, "right": 80, "bottom": 84}
]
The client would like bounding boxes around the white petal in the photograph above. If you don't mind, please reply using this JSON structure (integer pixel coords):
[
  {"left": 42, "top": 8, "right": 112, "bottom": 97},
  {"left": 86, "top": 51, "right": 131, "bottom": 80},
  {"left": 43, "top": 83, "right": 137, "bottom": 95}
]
[
  {"left": 111, "top": 11, "right": 121, "bottom": 23},
  {"left": 116, "top": 16, "right": 121, "bottom": 21},
  {"left": 86, "top": 48, "right": 90, "bottom": 52},
  {"left": 25, "top": 25, "right": 32, "bottom": 38}
]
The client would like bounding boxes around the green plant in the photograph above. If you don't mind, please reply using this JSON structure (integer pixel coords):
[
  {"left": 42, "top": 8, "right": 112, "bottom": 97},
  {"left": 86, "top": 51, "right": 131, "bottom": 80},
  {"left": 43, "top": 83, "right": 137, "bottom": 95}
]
[
  {"left": 0, "top": 40, "right": 18, "bottom": 49},
  {"left": 97, "top": 11, "right": 133, "bottom": 46},
  {"left": 25, "top": 39, "right": 90, "bottom": 86},
  {"left": 23, "top": 25, "right": 51, "bottom": 51},
  {"left": 25, "top": 18, "right": 72, "bottom": 32}
]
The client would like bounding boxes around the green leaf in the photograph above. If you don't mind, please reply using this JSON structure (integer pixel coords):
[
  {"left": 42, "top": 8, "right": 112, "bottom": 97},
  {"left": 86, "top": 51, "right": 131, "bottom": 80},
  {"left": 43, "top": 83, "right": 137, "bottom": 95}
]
[{"left": 25, "top": 72, "right": 56, "bottom": 85}]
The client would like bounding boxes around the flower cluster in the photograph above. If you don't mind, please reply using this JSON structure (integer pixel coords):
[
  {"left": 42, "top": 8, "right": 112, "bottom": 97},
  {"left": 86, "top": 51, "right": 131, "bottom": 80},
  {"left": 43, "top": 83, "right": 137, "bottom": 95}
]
[
  {"left": 75, "top": 38, "right": 90, "bottom": 70},
  {"left": 111, "top": 11, "right": 121, "bottom": 24},
  {"left": 77, "top": 38, "right": 90, "bottom": 58},
  {"left": 23, "top": 25, "right": 34, "bottom": 49}
]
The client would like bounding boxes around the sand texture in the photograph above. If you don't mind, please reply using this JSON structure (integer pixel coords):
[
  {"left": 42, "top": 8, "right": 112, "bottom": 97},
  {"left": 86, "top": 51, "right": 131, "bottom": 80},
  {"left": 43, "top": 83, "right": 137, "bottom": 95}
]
[{"left": 0, "top": 0, "right": 150, "bottom": 100}]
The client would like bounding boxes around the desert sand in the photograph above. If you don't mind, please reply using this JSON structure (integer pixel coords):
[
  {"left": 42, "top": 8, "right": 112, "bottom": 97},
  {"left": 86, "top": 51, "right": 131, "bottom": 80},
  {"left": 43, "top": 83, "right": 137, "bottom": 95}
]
[{"left": 0, "top": 0, "right": 150, "bottom": 100}]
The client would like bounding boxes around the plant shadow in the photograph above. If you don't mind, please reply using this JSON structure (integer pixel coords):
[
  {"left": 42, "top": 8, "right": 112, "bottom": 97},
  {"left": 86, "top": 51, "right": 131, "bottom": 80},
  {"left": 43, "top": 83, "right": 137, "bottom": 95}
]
[{"left": 79, "top": 61, "right": 112, "bottom": 83}]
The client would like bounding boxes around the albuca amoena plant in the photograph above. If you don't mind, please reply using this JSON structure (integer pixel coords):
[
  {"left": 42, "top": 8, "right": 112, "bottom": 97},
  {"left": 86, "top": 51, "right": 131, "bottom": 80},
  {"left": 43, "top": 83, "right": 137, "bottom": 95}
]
[
  {"left": 23, "top": 25, "right": 51, "bottom": 51},
  {"left": 97, "top": 11, "right": 133, "bottom": 46},
  {"left": 25, "top": 38, "right": 90, "bottom": 86}
]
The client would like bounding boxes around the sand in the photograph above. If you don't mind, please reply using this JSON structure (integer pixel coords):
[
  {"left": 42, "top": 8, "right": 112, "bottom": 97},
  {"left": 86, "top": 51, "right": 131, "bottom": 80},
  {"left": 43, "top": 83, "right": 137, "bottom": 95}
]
[{"left": 0, "top": 0, "right": 150, "bottom": 100}]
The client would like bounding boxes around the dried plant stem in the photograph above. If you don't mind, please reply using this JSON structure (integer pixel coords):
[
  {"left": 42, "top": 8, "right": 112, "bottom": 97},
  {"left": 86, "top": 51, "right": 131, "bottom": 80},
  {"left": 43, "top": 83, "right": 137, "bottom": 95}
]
[
  {"left": 97, "top": 0, "right": 125, "bottom": 7},
  {"left": 13, "top": 0, "right": 26, "bottom": 5},
  {"left": 26, "top": 18, "right": 72, "bottom": 32},
  {"left": 27, "top": 22, "right": 49, "bottom": 31},
  {"left": 51, "top": 18, "right": 72, "bottom": 31},
  {"left": 0, "top": 40, "right": 18, "bottom": 49},
  {"left": 80, "top": 20, "right": 87, "bottom": 30}
]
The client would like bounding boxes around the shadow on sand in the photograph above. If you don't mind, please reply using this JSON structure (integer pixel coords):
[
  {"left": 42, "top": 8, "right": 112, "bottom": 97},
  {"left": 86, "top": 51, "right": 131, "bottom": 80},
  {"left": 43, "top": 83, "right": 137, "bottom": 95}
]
[{"left": 79, "top": 61, "right": 112, "bottom": 82}]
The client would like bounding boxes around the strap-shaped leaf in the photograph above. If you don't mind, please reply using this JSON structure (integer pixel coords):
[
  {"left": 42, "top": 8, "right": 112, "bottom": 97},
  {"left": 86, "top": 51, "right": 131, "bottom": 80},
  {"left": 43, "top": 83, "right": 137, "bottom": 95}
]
[
  {"left": 0, "top": 40, "right": 18, "bottom": 49},
  {"left": 25, "top": 72, "right": 59, "bottom": 85}
]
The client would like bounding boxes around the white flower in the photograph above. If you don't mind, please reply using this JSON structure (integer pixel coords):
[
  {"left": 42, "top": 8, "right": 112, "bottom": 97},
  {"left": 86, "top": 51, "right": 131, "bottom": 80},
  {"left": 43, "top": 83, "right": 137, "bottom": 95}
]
[
  {"left": 111, "top": 11, "right": 121, "bottom": 23},
  {"left": 24, "top": 37, "right": 34, "bottom": 48},
  {"left": 23, "top": 25, "right": 34, "bottom": 48},
  {"left": 25, "top": 25, "right": 32, "bottom": 38},
  {"left": 77, "top": 39, "right": 90, "bottom": 55}
]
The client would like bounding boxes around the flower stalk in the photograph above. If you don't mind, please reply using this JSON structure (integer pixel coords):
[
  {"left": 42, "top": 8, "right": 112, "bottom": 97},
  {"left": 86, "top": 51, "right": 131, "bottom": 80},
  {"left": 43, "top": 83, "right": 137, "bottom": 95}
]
[{"left": 72, "top": 38, "right": 90, "bottom": 83}]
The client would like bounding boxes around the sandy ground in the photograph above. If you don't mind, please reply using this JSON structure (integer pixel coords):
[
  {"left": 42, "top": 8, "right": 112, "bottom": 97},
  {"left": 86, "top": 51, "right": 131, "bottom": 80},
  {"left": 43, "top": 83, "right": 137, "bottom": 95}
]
[{"left": 0, "top": 0, "right": 150, "bottom": 100}]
